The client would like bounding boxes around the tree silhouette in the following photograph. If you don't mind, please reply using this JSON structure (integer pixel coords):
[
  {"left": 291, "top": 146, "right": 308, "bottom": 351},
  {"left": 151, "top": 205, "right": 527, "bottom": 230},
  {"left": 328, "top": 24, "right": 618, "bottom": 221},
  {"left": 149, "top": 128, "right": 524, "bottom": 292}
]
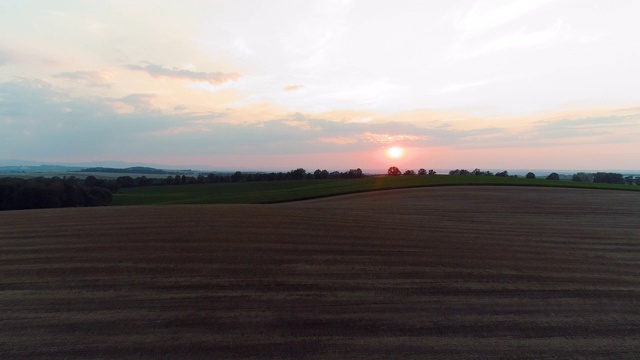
[
  {"left": 546, "top": 172, "right": 560, "bottom": 181},
  {"left": 388, "top": 166, "right": 401, "bottom": 176}
]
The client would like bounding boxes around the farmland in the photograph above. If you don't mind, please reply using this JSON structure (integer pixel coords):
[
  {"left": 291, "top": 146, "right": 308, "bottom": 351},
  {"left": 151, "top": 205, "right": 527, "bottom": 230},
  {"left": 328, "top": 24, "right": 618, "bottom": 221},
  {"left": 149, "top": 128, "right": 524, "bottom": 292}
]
[
  {"left": 2, "top": 186, "right": 640, "bottom": 359},
  {"left": 113, "top": 174, "right": 639, "bottom": 206}
]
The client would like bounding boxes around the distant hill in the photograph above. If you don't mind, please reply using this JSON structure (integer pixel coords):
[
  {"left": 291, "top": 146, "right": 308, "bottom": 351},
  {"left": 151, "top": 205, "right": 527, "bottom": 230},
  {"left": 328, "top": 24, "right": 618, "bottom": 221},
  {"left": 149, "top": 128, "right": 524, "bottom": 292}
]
[
  {"left": 0, "top": 164, "right": 83, "bottom": 173},
  {"left": 79, "top": 166, "right": 173, "bottom": 175}
]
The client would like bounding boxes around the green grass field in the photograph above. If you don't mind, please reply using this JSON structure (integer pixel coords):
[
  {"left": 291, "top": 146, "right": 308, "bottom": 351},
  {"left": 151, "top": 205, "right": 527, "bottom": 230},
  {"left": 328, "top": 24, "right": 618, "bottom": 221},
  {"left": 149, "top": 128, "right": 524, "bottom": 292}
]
[{"left": 112, "top": 175, "right": 639, "bottom": 206}]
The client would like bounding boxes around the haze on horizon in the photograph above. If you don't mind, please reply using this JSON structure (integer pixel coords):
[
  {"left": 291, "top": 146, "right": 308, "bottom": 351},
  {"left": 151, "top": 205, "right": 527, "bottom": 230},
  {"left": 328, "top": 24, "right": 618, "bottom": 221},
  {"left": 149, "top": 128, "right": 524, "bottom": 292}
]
[{"left": 1, "top": 0, "right": 639, "bottom": 172}]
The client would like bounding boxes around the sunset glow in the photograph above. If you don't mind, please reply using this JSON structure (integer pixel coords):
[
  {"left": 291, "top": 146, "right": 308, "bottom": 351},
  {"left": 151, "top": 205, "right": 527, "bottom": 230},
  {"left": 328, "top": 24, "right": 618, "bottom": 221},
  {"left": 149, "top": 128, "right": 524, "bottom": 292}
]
[
  {"left": 386, "top": 147, "right": 405, "bottom": 159},
  {"left": 1, "top": 1, "right": 639, "bottom": 171}
]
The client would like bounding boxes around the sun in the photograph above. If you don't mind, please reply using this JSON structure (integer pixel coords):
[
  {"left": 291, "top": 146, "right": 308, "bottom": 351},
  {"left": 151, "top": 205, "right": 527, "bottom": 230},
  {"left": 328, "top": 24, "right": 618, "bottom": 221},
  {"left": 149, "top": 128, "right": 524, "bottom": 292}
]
[{"left": 386, "top": 146, "right": 404, "bottom": 159}]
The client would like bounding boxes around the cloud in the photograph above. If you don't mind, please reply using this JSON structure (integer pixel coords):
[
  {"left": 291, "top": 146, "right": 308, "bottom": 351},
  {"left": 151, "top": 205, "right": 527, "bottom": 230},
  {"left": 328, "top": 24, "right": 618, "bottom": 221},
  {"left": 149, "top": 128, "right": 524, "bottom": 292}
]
[
  {"left": 125, "top": 62, "right": 241, "bottom": 85},
  {"left": 477, "top": 18, "right": 568, "bottom": 54},
  {"left": 1, "top": 78, "right": 638, "bottom": 169},
  {"left": 282, "top": 119, "right": 322, "bottom": 131},
  {"left": 53, "top": 70, "right": 113, "bottom": 88},
  {"left": 450, "top": 17, "right": 570, "bottom": 60},
  {"left": 359, "top": 132, "right": 428, "bottom": 145},
  {"left": 435, "top": 81, "right": 491, "bottom": 94},
  {"left": 527, "top": 114, "right": 640, "bottom": 143},
  {"left": 103, "top": 93, "right": 159, "bottom": 113},
  {"left": 458, "top": 0, "right": 553, "bottom": 38},
  {"left": 150, "top": 125, "right": 211, "bottom": 136},
  {"left": 318, "top": 137, "right": 358, "bottom": 145},
  {"left": 0, "top": 46, "right": 59, "bottom": 67},
  {"left": 0, "top": 48, "right": 16, "bottom": 66},
  {"left": 281, "top": 112, "right": 322, "bottom": 131},
  {"left": 284, "top": 84, "right": 304, "bottom": 91}
]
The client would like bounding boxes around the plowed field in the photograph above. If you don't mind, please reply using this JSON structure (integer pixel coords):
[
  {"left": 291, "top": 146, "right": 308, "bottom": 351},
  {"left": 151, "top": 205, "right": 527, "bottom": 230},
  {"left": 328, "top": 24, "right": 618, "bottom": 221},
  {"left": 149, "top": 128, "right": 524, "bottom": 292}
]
[{"left": 1, "top": 186, "right": 640, "bottom": 359}]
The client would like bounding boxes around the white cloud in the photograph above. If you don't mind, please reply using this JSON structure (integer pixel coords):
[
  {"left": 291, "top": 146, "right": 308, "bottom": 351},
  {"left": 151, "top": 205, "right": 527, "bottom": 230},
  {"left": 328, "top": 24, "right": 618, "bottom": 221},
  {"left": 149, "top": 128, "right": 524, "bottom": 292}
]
[
  {"left": 434, "top": 81, "right": 491, "bottom": 94},
  {"left": 2, "top": 1, "right": 640, "bottom": 169},
  {"left": 53, "top": 70, "right": 113, "bottom": 88},
  {"left": 457, "top": 0, "right": 554, "bottom": 38}
]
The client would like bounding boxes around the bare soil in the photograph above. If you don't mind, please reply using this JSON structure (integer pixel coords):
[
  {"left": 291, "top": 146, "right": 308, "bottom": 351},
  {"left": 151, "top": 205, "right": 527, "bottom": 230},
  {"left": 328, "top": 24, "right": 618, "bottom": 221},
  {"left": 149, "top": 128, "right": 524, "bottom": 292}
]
[{"left": 1, "top": 186, "right": 640, "bottom": 359}]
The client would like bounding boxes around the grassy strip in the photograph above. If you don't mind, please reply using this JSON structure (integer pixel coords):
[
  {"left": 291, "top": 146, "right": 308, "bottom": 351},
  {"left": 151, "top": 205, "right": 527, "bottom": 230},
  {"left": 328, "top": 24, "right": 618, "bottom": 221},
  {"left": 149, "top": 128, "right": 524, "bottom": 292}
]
[{"left": 112, "top": 175, "right": 640, "bottom": 206}]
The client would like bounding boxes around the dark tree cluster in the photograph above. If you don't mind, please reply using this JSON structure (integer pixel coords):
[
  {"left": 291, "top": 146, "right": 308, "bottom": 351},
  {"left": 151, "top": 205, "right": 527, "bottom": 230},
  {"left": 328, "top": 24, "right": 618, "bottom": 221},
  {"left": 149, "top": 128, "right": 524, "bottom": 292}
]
[
  {"left": 546, "top": 172, "right": 560, "bottom": 180},
  {"left": 624, "top": 176, "right": 640, "bottom": 185},
  {"left": 448, "top": 168, "right": 515, "bottom": 177},
  {"left": 449, "top": 168, "right": 496, "bottom": 176},
  {"left": 593, "top": 172, "right": 625, "bottom": 184},
  {"left": 1, "top": 167, "right": 369, "bottom": 210},
  {"left": 570, "top": 172, "right": 636, "bottom": 185},
  {"left": 571, "top": 172, "right": 594, "bottom": 183},
  {"left": 108, "top": 168, "right": 366, "bottom": 189},
  {"left": 196, "top": 168, "right": 365, "bottom": 183},
  {"left": 0, "top": 176, "right": 113, "bottom": 211},
  {"left": 387, "top": 166, "right": 401, "bottom": 176},
  {"left": 388, "top": 167, "right": 436, "bottom": 176}
]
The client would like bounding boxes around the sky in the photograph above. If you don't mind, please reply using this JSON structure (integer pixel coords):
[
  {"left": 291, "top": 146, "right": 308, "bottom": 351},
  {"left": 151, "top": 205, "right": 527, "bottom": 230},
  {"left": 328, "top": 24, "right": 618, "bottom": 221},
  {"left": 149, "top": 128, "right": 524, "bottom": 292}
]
[{"left": 1, "top": 0, "right": 639, "bottom": 172}]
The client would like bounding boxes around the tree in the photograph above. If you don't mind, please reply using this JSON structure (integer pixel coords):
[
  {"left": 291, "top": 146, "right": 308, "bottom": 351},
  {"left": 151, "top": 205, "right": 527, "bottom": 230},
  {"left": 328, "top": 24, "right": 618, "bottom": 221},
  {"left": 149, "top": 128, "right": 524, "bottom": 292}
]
[
  {"left": 418, "top": 168, "right": 427, "bottom": 175},
  {"left": 231, "top": 171, "right": 244, "bottom": 182},
  {"left": 388, "top": 166, "right": 401, "bottom": 176},
  {"left": 495, "top": 171, "right": 508, "bottom": 177},
  {"left": 343, "top": 168, "right": 364, "bottom": 178},
  {"left": 135, "top": 176, "right": 150, "bottom": 186},
  {"left": 449, "top": 169, "right": 471, "bottom": 175},
  {"left": 525, "top": 172, "right": 536, "bottom": 179},
  {"left": 546, "top": 172, "right": 560, "bottom": 181},
  {"left": 624, "top": 176, "right": 635, "bottom": 185},
  {"left": 84, "top": 175, "right": 99, "bottom": 187},
  {"left": 572, "top": 172, "right": 593, "bottom": 183},
  {"left": 404, "top": 169, "right": 416, "bottom": 175},
  {"left": 116, "top": 176, "right": 135, "bottom": 188},
  {"left": 428, "top": 169, "right": 437, "bottom": 175},
  {"left": 593, "top": 172, "right": 624, "bottom": 184},
  {"left": 290, "top": 168, "right": 306, "bottom": 180}
]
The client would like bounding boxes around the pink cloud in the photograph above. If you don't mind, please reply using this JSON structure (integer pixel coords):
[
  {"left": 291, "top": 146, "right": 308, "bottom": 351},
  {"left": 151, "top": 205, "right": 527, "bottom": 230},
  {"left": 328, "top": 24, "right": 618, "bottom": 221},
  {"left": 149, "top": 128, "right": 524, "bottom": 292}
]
[
  {"left": 318, "top": 137, "right": 358, "bottom": 145},
  {"left": 284, "top": 84, "right": 304, "bottom": 91},
  {"left": 360, "top": 132, "right": 428, "bottom": 144},
  {"left": 126, "top": 62, "right": 241, "bottom": 85}
]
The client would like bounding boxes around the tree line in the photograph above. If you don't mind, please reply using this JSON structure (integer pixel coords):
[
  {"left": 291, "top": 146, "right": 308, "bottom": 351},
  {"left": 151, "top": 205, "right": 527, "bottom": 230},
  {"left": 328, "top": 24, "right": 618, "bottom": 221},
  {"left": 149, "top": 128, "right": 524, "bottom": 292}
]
[
  {"left": 0, "top": 176, "right": 113, "bottom": 211},
  {"left": 0, "top": 168, "right": 366, "bottom": 210},
  {"left": 571, "top": 172, "right": 640, "bottom": 185},
  {"left": 445, "top": 168, "right": 556, "bottom": 180},
  {"left": 3, "top": 167, "right": 637, "bottom": 211},
  {"left": 394, "top": 167, "right": 640, "bottom": 184},
  {"left": 113, "top": 168, "right": 365, "bottom": 189}
]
